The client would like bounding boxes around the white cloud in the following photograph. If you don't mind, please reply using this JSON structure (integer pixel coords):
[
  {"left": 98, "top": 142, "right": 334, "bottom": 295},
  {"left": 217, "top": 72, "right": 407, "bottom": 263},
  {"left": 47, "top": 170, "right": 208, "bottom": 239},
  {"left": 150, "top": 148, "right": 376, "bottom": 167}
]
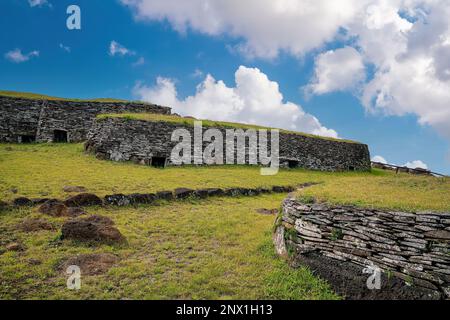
[
  {"left": 132, "top": 57, "right": 145, "bottom": 67},
  {"left": 305, "top": 46, "right": 366, "bottom": 95},
  {"left": 109, "top": 40, "right": 135, "bottom": 57},
  {"left": 372, "top": 155, "right": 387, "bottom": 164},
  {"left": 121, "top": 0, "right": 450, "bottom": 145},
  {"left": 404, "top": 160, "right": 428, "bottom": 169},
  {"left": 4, "top": 49, "right": 39, "bottom": 63},
  {"left": 133, "top": 66, "right": 338, "bottom": 138},
  {"left": 121, "top": 0, "right": 365, "bottom": 59},
  {"left": 59, "top": 43, "right": 71, "bottom": 53},
  {"left": 28, "top": 0, "right": 50, "bottom": 7},
  {"left": 191, "top": 68, "right": 204, "bottom": 78}
]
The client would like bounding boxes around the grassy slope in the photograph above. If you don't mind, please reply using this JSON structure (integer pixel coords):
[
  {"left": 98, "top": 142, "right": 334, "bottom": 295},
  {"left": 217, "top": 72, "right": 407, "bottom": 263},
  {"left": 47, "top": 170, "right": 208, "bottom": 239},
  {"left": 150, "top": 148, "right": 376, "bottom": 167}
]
[
  {"left": 0, "top": 143, "right": 449, "bottom": 299},
  {"left": 0, "top": 90, "right": 130, "bottom": 103},
  {"left": 0, "top": 195, "right": 337, "bottom": 299},
  {"left": 1, "top": 143, "right": 449, "bottom": 212},
  {"left": 99, "top": 113, "right": 361, "bottom": 144}
]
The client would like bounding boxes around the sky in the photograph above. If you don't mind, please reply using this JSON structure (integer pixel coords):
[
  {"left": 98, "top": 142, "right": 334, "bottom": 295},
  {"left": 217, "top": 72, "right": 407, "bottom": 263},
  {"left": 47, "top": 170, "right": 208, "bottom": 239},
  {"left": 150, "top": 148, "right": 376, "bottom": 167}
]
[{"left": 1, "top": 0, "right": 449, "bottom": 174}]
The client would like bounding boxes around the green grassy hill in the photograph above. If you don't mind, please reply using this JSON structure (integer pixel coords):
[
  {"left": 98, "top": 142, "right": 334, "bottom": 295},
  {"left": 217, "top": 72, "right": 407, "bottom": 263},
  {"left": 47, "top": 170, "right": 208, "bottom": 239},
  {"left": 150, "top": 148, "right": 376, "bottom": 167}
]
[
  {"left": 0, "top": 90, "right": 131, "bottom": 103},
  {"left": 0, "top": 143, "right": 449, "bottom": 299}
]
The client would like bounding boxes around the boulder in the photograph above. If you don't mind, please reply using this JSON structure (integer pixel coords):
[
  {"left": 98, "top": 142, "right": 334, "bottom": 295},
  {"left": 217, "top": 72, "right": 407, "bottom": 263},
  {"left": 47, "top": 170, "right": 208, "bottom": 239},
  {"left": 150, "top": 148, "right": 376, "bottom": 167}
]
[
  {"left": 61, "top": 215, "right": 125, "bottom": 243},
  {"left": 32, "top": 198, "right": 51, "bottom": 205},
  {"left": 38, "top": 199, "right": 68, "bottom": 217},
  {"left": 129, "top": 193, "right": 156, "bottom": 205},
  {"left": 17, "top": 218, "right": 55, "bottom": 232},
  {"left": 63, "top": 186, "right": 88, "bottom": 193},
  {"left": 174, "top": 188, "right": 195, "bottom": 199},
  {"left": 57, "top": 253, "right": 119, "bottom": 275},
  {"left": 194, "top": 189, "right": 209, "bottom": 199},
  {"left": 104, "top": 194, "right": 131, "bottom": 206},
  {"left": 13, "top": 197, "right": 32, "bottom": 207},
  {"left": 205, "top": 188, "right": 224, "bottom": 197},
  {"left": 156, "top": 191, "right": 174, "bottom": 201},
  {"left": 64, "top": 193, "right": 103, "bottom": 207}
]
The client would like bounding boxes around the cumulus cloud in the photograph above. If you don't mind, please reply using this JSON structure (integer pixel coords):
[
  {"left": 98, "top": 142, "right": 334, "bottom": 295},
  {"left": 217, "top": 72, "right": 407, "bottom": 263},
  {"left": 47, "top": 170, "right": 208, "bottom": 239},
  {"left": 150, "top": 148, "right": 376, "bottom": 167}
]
[
  {"left": 305, "top": 46, "right": 366, "bottom": 95},
  {"left": 133, "top": 66, "right": 338, "bottom": 138},
  {"left": 132, "top": 57, "right": 145, "bottom": 67},
  {"left": 121, "top": 0, "right": 450, "bottom": 147},
  {"left": 404, "top": 160, "right": 428, "bottom": 170},
  {"left": 4, "top": 49, "right": 39, "bottom": 63},
  {"left": 120, "top": 0, "right": 365, "bottom": 59},
  {"left": 371, "top": 155, "right": 387, "bottom": 164},
  {"left": 109, "top": 40, "right": 135, "bottom": 57}
]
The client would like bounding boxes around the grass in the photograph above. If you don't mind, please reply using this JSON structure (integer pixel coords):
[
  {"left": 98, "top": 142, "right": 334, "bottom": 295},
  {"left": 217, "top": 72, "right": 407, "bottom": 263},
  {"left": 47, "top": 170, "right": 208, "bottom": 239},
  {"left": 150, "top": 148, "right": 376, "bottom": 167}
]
[
  {"left": 0, "top": 195, "right": 338, "bottom": 299},
  {"left": 1, "top": 143, "right": 449, "bottom": 212},
  {"left": 0, "top": 90, "right": 134, "bottom": 103},
  {"left": 98, "top": 113, "right": 361, "bottom": 144},
  {"left": 0, "top": 143, "right": 449, "bottom": 300}
]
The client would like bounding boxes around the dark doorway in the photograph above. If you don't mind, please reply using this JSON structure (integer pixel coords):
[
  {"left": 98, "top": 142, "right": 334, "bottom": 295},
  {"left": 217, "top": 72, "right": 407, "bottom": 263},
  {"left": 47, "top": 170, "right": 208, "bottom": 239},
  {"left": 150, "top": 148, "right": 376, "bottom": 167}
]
[
  {"left": 53, "top": 130, "right": 68, "bottom": 143},
  {"left": 288, "top": 160, "right": 299, "bottom": 169},
  {"left": 20, "top": 135, "right": 36, "bottom": 143},
  {"left": 151, "top": 157, "right": 167, "bottom": 168}
]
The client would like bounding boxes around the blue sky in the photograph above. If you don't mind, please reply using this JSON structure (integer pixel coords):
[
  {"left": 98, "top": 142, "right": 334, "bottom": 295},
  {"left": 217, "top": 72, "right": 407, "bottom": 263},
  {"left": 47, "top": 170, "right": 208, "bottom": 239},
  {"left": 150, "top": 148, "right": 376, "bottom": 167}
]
[{"left": 1, "top": 0, "right": 449, "bottom": 174}]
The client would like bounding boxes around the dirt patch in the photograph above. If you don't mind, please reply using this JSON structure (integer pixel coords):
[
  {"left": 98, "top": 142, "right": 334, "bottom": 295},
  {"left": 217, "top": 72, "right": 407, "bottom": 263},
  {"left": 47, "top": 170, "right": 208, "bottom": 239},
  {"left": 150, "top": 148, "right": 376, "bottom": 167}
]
[
  {"left": 292, "top": 252, "right": 443, "bottom": 300},
  {"left": 17, "top": 218, "right": 55, "bottom": 232},
  {"left": 61, "top": 215, "right": 125, "bottom": 244},
  {"left": 5, "top": 242, "right": 26, "bottom": 252},
  {"left": 256, "top": 208, "right": 278, "bottom": 215},
  {"left": 57, "top": 253, "right": 119, "bottom": 275},
  {"left": 63, "top": 186, "right": 88, "bottom": 193}
]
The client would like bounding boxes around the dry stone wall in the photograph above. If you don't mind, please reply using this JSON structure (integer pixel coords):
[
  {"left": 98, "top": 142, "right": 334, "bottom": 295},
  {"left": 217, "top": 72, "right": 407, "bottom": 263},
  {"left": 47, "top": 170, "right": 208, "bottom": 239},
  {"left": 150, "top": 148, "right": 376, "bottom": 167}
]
[
  {"left": 276, "top": 196, "right": 450, "bottom": 299},
  {"left": 85, "top": 117, "right": 371, "bottom": 172},
  {"left": 0, "top": 96, "right": 171, "bottom": 143}
]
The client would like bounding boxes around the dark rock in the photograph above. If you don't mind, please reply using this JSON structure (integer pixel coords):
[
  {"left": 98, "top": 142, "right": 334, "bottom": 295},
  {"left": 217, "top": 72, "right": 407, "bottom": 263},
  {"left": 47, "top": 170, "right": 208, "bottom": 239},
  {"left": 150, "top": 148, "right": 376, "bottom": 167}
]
[
  {"left": 156, "top": 191, "right": 174, "bottom": 201},
  {"left": 61, "top": 215, "right": 125, "bottom": 243},
  {"left": 38, "top": 199, "right": 68, "bottom": 217},
  {"left": 224, "top": 188, "right": 243, "bottom": 197},
  {"left": 194, "top": 189, "right": 209, "bottom": 199},
  {"left": 63, "top": 186, "right": 88, "bottom": 193},
  {"left": 129, "top": 193, "right": 156, "bottom": 205},
  {"left": 206, "top": 188, "right": 224, "bottom": 197},
  {"left": 64, "top": 193, "right": 103, "bottom": 207},
  {"left": 174, "top": 188, "right": 195, "bottom": 199},
  {"left": 57, "top": 253, "right": 119, "bottom": 275},
  {"left": 272, "top": 186, "right": 290, "bottom": 193},
  {"left": 104, "top": 194, "right": 131, "bottom": 206},
  {"left": 13, "top": 197, "right": 32, "bottom": 207},
  {"left": 31, "top": 198, "right": 51, "bottom": 205},
  {"left": 17, "top": 218, "right": 55, "bottom": 232}
]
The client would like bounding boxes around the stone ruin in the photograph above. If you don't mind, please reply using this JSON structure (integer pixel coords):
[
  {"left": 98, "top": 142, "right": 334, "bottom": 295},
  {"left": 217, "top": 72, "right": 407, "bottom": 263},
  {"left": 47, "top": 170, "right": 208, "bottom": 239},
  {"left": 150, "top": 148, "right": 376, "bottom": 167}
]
[{"left": 0, "top": 95, "right": 171, "bottom": 143}]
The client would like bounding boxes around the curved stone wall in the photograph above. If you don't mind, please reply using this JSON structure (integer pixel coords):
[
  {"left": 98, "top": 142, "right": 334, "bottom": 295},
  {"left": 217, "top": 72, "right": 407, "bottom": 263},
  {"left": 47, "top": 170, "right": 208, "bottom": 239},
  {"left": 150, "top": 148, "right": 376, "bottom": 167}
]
[
  {"left": 0, "top": 96, "right": 171, "bottom": 143},
  {"left": 275, "top": 196, "right": 450, "bottom": 299},
  {"left": 85, "top": 117, "right": 371, "bottom": 172}
]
